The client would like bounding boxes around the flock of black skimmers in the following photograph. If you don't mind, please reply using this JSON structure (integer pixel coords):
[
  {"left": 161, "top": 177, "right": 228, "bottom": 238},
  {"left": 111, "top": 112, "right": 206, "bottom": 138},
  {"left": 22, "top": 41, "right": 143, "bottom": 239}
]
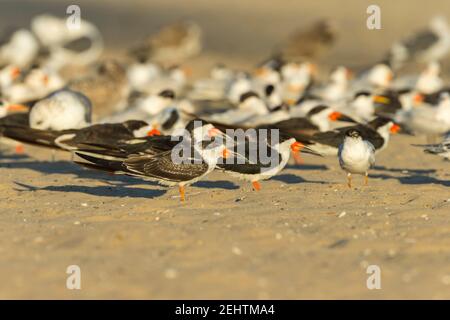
[{"left": 0, "top": 15, "right": 449, "bottom": 201}]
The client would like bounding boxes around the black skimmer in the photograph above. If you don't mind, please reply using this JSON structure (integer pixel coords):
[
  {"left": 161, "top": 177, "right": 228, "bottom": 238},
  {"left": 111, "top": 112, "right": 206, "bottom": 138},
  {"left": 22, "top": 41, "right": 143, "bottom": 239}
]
[
  {"left": 394, "top": 91, "right": 450, "bottom": 137},
  {"left": 413, "top": 133, "right": 450, "bottom": 160},
  {"left": 294, "top": 117, "right": 400, "bottom": 156},
  {"left": 217, "top": 129, "right": 308, "bottom": 191},
  {"left": 0, "top": 28, "right": 40, "bottom": 68},
  {"left": 0, "top": 120, "right": 155, "bottom": 152},
  {"left": 0, "top": 100, "right": 30, "bottom": 153},
  {"left": 423, "top": 88, "right": 450, "bottom": 105},
  {"left": 0, "top": 65, "right": 22, "bottom": 92},
  {"left": 312, "top": 66, "right": 353, "bottom": 102},
  {"left": 127, "top": 61, "right": 162, "bottom": 92},
  {"left": 28, "top": 89, "right": 91, "bottom": 130},
  {"left": 338, "top": 129, "right": 375, "bottom": 188},
  {"left": 5, "top": 66, "right": 65, "bottom": 104},
  {"left": 386, "top": 16, "right": 450, "bottom": 69},
  {"left": 101, "top": 89, "right": 176, "bottom": 123},
  {"left": 74, "top": 121, "right": 227, "bottom": 202},
  {"left": 31, "top": 14, "right": 103, "bottom": 70},
  {"left": 352, "top": 63, "right": 394, "bottom": 92},
  {"left": 280, "top": 105, "right": 356, "bottom": 135}
]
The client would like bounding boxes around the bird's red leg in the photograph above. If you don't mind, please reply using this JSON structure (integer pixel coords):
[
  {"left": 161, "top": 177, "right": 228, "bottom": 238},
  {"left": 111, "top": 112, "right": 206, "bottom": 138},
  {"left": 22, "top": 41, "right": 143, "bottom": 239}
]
[
  {"left": 252, "top": 181, "right": 261, "bottom": 191},
  {"left": 179, "top": 185, "right": 185, "bottom": 201},
  {"left": 15, "top": 144, "right": 24, "bottom": 154}
]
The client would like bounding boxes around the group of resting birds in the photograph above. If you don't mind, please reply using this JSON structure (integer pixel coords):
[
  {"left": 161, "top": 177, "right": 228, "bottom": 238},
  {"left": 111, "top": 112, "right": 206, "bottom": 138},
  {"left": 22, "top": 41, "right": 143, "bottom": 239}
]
[{"left": 0, "top": 14, "right": 449, "bottom": 201}]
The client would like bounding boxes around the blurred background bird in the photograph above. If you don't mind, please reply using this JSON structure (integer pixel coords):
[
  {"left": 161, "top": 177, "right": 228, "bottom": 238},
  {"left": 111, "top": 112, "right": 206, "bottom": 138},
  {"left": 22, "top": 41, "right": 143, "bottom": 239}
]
[
  {"left": 128, "top": 21, "right": 202, "bottom": 66},
  {"left": 275, "top": 18, "right": 338, "bottom": 63}
]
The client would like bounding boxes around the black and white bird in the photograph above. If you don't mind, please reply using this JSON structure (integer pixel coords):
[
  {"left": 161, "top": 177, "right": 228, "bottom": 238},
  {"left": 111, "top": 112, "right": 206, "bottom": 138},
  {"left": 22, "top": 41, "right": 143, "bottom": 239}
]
[
  {"left": 413, "top": 133, "right": 450, "bottom": 160},
  {"left": 0, "top": 99, "right": 30, "bottom": 153},
  {"left": 0, "top": 120, "right": 154, "bottom": 152},
  {"left": 101, "top": 89, "right": 176, "bottom": 123},
  {"left": 74, "top": 121, "right": 228, "bottom": 201},
  {"left": 0, "top": 28, "right": 40, "bottom": 68},
  {"left": 338, "top": 129, "right": 376, "bottom": 188},
  {"left": 387, "top": 16, "right": 450, "bottom": 69},
  {"left": 294, "top": 117, "right": 399, "bottom": 156},
  {"left": 395, "top": 91, "right": 450, "bottom": 137},
  {"left": 28, "top": 89, "right": 91, "bottom": 130},
  {"left": 217, "top": 129, "right": 307, "bottom": 191},
  {"left": 31, "top": 14, "right": 103, "bottom": 70}
]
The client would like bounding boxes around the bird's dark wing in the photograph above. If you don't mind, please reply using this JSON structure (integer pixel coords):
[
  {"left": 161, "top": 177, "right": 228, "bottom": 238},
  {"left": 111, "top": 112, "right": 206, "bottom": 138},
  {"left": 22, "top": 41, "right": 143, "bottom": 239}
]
[
  {"left": 62, "top": 36, "right": 93, "bottom": 52},
  {"left": 124, "top": 151, "right": 209, "bottom": 182},
  {"left": 308, "top": 129, "right": 344, "bottom": 148},
  {"left": 75, "top": 152, "right": 127, "bottom": 172},
  {"left": 0, "top": 125, "right": 75, "bottom": 149},
  {"left": 0, "top": 113, "right": 29, "bottom": 127},
  {"left": 402, "top": 30, "right": 439, "bottom": 56}
]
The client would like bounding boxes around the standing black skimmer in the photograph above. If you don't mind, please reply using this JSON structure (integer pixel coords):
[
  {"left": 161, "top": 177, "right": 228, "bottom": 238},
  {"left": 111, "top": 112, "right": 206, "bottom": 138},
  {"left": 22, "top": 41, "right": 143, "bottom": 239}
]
[
  {"left": 217, "top": 130, "right": 309, "bottom": 191},
  {"left": 74, "top": 121, "right": 228, "bottom": 202},
  {"left": 294, "top": 117, "right": 400, "bottom": 156},
  {"left": 338, "top": 129, "right": 376, "bottom": 188}
]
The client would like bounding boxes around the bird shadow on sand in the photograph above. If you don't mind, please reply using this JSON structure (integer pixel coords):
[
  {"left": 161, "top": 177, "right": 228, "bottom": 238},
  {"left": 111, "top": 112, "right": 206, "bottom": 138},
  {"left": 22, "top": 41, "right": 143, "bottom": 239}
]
[
  {"left": 1, "top": 160, "right": 156, "bottom": 186},
  {"left": 285, "top": 164, "right": 329, "bottom": 171},
  {"left": 271, "top": 173, "right": 327, "bottom": 184},
  {"left": 194, "top": 180, "right": 240, "bottom": 190},
  {"left": 0, "top": 153, "right": 29, "bottom": 161},
  {"left": 373, "top": 165, "right": 436, "bottom": 175},
  {"left": 13, "top": 181, "right": 166, "bottom": 199},
  {"left": 370, "top": 173, "right": 450, "bottom": 187}
]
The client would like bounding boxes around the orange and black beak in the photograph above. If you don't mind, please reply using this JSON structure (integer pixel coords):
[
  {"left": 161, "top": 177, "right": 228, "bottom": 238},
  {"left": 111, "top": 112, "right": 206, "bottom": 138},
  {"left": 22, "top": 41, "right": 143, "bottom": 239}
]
[
  {"left": 147, "top": 128, "right": 161, "bottom": 136},
  {"left": 328, "top": 111, "right": 342, "bottom": 121},
  {"left": 7, "top": 104, "right": 29, "bottom": 112},
  {"left": 207, "top": 127, "right": 222, "bottom": 138},
  {"left": 373, "top": 95, "right": 390, "bottom": 104},
  {"left": 290, "top": 141, "right": 304, "bottom": 152},
  {"left": 390, "top": 123, "right": 400, "bottom": 134},
  {"left": 413, "top": 93, "right": 424, "bottom": 105}
]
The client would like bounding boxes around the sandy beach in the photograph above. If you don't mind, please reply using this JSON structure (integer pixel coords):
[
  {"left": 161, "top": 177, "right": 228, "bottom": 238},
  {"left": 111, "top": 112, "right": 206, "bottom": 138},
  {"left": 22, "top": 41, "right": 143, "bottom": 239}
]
[{"left": 0, "top": 0, "right": 450, "bottom": 299}]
